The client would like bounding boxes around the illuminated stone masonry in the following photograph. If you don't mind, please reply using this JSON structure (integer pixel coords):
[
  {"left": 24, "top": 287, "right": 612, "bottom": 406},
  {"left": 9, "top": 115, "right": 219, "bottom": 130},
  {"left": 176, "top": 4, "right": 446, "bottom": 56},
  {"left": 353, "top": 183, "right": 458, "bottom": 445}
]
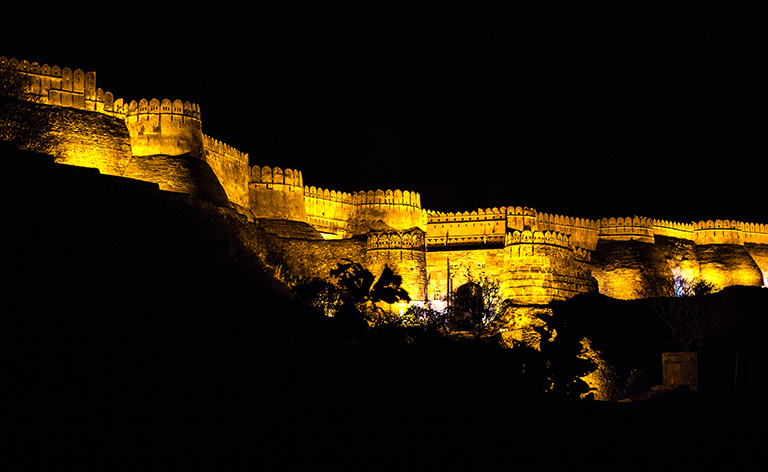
[{"left": 3, "top": 55, "right": 767, "bottom": 305}]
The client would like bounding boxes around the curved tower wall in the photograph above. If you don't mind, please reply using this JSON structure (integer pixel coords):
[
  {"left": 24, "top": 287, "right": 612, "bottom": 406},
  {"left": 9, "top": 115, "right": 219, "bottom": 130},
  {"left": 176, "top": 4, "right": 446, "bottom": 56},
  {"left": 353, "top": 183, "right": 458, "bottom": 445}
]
[
  {"left": 124, "top": 98, "right": 204, "bottom": 158},
  {"left": 501, "top": 230, "right": 596, "bottom": 305},
  {"left": 4, "top": 55, "right": 767, "bottom": 299},
  {"left": 249, "top": 165, "right": 307, "bottom": 221},
  {"left": 366, "top": 229, "right": 428, "bottom": 303}
]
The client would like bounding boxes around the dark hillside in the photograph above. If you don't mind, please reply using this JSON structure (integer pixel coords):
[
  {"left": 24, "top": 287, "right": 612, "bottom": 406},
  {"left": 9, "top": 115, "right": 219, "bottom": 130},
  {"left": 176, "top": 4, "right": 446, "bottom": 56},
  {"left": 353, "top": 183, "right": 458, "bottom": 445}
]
[
  {"left": 1, "top": 146, "right": 324, "bottom": 462},
  {"left": 2, "top": 146, "right": 766, "bottom": 468}
]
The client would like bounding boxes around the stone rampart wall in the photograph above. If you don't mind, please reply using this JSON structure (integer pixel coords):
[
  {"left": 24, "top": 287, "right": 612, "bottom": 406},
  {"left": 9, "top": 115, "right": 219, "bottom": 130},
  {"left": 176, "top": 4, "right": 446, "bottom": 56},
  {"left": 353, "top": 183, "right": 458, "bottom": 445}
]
[
  {"left": 532, "top": 212, "right": 600, "bottom": 250},
  {"left": 276, "top": 237, "right": 368, "bottom": 283},
  {"left": 249, "top": 165, "right": 307, "bottom": 221},
  {"left": 203, "top": 134, "right": 249, "bottom": 207},
  {"left": 304, "top": 186, "right": 354, "bottom": 236},
  {"left": 597, "top": 216, "right": 655, "bottom": 244},
  {"left": 425, "top": 247, "right": 506, "bottom": 303},
  {"left": 1, "top": 56, "right": 127, "bottom": 119},
  {"left": 305, "top": 187, "right": 426, "bottom": 236},
  {"left": 367, "top": 230, "right": 428, "bottom": 301},
  {"left": 426, "top": 208, "right": 507, "bottom": 247},
  {"left": 124, "top": 98, "right": 204, "bottom": 158},
  {"left": 502, "top": 231, "right": 596, "bottom": 304},
  {"left": 48, "top": 105, "right": 134, "bottom": 175}
]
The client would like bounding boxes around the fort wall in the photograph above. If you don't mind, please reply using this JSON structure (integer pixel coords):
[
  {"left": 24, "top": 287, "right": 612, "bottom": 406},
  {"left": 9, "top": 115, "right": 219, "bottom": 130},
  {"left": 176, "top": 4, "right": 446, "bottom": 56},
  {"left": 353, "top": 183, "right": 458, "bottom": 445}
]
[
  {"left": 0, "top": 56, "right": 125, "bottom": 118},
  {"left": 534, "top": 211, "right": 600, "bottom": 249},
  {"left": 46, "top": 105, "right": 134, "bottom": 175},
  {"left": 502, "top": 230, "right": 596, "bottom": 304},
  {"left": 304, "top": 186, "right": 354, "bottom": 237},
  {"left": 275, "top": 236, "right": 368, "bottom": 284},
  {"left": 249, "top": 165, "right": 307, "bottom": 221},
  {"left": 305, "top": 187, "right": 427, "bottom": 237},
  {"left": 203, "top": 134, "right": 249, "bottom": 207},
  {"left": 425, "top": 247, "right": 506, "bottom": 303},
  {"left": 124, "top": 98, "right": 204, "bottom": 158},
  {"left": 367, "top": 229, "right": 428, "bottom": 302},
  {"left": 3, "top": 54, "right": 767, "bottom": 306},
  {"left": 426, "top": 208, "right": 507, "bottom": 247}
]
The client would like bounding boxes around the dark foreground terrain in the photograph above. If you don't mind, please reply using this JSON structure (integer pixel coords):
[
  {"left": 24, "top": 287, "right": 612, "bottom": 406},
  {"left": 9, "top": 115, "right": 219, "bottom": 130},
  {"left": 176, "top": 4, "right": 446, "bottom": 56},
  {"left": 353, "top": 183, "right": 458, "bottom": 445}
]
[{"left": 2, "top": 148, "right": 766, "bottom": 469}]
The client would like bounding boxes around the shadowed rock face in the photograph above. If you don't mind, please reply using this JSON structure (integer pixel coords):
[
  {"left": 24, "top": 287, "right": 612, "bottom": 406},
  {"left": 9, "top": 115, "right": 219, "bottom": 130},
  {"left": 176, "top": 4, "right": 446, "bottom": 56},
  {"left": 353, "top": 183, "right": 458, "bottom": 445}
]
[
  {"left": 695, "top": 244, "right": 764, "bottom": 290},
  {"left": 655, "top": 236, "right": 701, "bottom": 281},
  {"left": 43, "top": 106, "right": 230, "bottom": 208},
  {"left": 121, "top": 153, "right": 230, "bottom": 207},
  {"left": 745, "top": 243, "right": 768, "bottom": 287},
  {"left": 593, "top": 241, "right": 673, "bottom": 300},
  {"left": 49, "top": 106, "right": 133, "bottom": 173}
]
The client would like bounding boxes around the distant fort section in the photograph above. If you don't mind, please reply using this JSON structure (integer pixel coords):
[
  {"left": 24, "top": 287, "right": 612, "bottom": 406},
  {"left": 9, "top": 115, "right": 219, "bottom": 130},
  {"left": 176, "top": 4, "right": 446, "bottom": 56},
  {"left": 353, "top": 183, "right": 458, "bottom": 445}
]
[{"left": 3, "top": 55, "right": 767, "bottom": 305}]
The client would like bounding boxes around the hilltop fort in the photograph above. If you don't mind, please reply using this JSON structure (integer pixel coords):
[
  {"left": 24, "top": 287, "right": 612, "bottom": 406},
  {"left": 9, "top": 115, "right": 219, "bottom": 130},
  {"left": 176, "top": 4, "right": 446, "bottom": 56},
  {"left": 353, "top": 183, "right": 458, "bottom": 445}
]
[{"left": 2, "top": 55, "right": 766, "bottom": 305}]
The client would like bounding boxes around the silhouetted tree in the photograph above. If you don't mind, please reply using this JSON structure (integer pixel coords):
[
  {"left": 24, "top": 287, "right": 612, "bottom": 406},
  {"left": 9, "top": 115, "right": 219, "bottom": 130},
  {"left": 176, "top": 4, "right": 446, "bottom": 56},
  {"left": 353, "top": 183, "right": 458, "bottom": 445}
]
[
  {"left": 0, "top": 67, "right": 60, "bottom": 154},
  {"left": 294, "top": 259, "right": 410, "bottom": 329},
  {"left": 534, "top": 307, "right": 597, "bottom": 399},
  {"left": 292, "top": 278, "right": 342, "bottom": 317},
  {"left": 330, "top": 259, "right": 410, "bottom": 326},
  {"left": 644, "top": 275, "right": 735, "bottom": 351},
  {"left": 443, "top": 276, "right": 510, "bottom": 338}
]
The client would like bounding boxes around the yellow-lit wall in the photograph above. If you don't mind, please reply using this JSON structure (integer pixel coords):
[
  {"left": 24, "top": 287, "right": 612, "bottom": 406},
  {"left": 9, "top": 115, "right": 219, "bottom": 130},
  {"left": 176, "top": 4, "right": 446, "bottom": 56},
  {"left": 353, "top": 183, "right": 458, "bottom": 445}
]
[
  {"left": 249, "top": 165, "right": 307, "bottom": 221},
  {"left": 367, "top": 230, "right": 428, "bottom": 302},
  {"left": 304, "top": 187, "right": 426, "bottom": 237},
  {"left": 426, "top": 208, "right": 507, "bottom": 247},
  {"left": 124, "top": 98, "right": 204, "bottom": 158},
  {"left": 3, "top": 54, "right": 767, "bottom": 303},
  {"left": 425, "top": 247, "right": 507, "bottom": 302},
  {"left": 203, "top": 134, "right": 249, "bottom": 208},
  {"left": 502, "top": 230, "right": 596, "bottom": 304}
]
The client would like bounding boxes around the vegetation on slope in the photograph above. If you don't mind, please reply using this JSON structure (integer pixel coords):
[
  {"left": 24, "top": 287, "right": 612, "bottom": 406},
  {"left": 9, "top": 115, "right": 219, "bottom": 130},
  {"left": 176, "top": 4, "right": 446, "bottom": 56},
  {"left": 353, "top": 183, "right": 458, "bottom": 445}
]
[{"left": 3, "top": 146, "right": 766, "bottom": 468}]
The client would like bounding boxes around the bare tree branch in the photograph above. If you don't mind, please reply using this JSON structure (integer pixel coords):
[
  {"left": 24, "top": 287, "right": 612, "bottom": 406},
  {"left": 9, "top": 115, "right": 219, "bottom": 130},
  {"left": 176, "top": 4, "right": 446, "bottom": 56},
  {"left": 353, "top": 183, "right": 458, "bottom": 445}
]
[{"left": 644, "top": 274, "right": 734, "bottom": 351}]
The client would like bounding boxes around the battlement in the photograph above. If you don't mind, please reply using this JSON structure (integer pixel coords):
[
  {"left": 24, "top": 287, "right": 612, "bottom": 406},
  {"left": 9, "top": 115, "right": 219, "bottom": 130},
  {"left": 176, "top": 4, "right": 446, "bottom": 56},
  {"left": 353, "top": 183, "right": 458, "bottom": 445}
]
[
  {"left": 506, "top": 230, "right": 573, "bottom": 250},
  {"left": 0, "top": 56, "right": 125, "bottom": 117},
  {"left": 367, "top": 229, "right": 426, "bottom": 251},
  {"left": 126, "top": 98, "right": 201, "bottom": 121},
  {"left": 3, "top": 52, "right": 766, "bottom": 302},
  {"left": 598, "top": 216, "right": 655, "bottom": 243},
  {"left": 203, "top": 134, "right": 249, "bottom": 167},
  {"left": 349, "top": 189, "right": 422, "bottom": 208},
  {"left": 251, "top": 165, "right": 304, "bottom": 187},
  {"left": 650, "top": 218, "right": 768, "bottom": 245},
  {"left": 427, "top": 207, "right": 507, "bottom": 222},
  {"left": 426, "top": 208, "right": 507, "bottom": 247}
]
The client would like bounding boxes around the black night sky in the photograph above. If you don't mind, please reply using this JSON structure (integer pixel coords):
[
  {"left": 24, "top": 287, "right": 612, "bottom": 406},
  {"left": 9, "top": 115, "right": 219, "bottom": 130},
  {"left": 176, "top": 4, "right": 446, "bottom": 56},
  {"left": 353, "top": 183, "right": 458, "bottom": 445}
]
[{"left": 2, "top": 2, "right": 766, "bottom": 222}]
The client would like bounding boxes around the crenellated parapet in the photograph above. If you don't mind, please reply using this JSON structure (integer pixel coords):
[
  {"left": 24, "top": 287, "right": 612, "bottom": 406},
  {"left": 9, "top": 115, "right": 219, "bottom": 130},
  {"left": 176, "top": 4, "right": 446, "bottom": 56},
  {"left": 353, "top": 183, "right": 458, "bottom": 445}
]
[
  {"left": 506, "top": 206, "right": 539, "bottom": 231},
  {"left": 350, "top": 189, "right": 421, "bottom": 208},
  {"left": 124, "top": 98, "right": 205, "bottom": 158},
  {"left": 306, "top": 187, "right": 426, "bottom": 237},
  {"left": 126, "top": 98, "right": 201, "bottom": 121},
  {"left": 502, "top": 229, "right": 597, "bottom": 304},
  {"left": 536, "top": 211, "right": 599, "bottom": 249},
  {"left": 203, "top": 134, "right": 248, "bottom": 166},
  {"left": 649, "top": 218, "right": 768, "bottom": 246},
  {"left": 367, "top": 229, "right": 426, "bottom": 251},
  {"left": 651, "top": 219, "right": 697, "bottom": 240},
  {"left": 0, "top": 56, "right": 125, "bottom": 117},
  {"left": 693, "top": 219, "right": 744, "bottom": 245},
  {"left": 200, "top": 134, "right": 250, "bottom": 207},
  {"left": 505, "top": 229, "right": 574, "bottom": 250},
  {"left": 367, "top": 228, "right": 428, "bottom": 301},
  {"left": 252, "top": 165, "right": 304, "bottom": 187},
  {"left": 426, "top": 207, "right": 508, "bottom": 247},
  {"left": 249, "top": 165, "right": 307, "bottom": 221},
  {"left": 598, "top": 216, "right": 655, "bottom": 244}
]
